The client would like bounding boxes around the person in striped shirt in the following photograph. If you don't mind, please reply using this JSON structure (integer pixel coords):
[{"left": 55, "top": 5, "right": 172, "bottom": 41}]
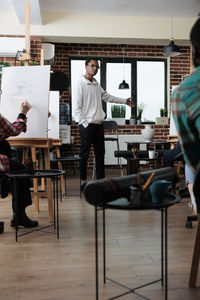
[
  {"left": 0, "top": 101, "right": 38, "bottom": 228},
  {"left": 171, "top": 18, "right": 200, "bottom": 213}
]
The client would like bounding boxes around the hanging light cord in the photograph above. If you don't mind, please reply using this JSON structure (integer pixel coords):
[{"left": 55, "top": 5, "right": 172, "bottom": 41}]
[
  {"left": 122, "top": 45, "right": 125, "bottom": 80},
  {"left": 171, "top": 16, "right": 173, "bottom": 39}
]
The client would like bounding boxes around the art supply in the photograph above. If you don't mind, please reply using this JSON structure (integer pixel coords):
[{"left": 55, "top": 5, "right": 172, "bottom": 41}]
[
  {"left": 149, "top": 180, "right": 172, "bottom": 203},
  {"left": 131, "top": 147, "right": 137, "bottom": 158},
  {"left": 142, "top": 172, "right": 155, "bottom": 191}
]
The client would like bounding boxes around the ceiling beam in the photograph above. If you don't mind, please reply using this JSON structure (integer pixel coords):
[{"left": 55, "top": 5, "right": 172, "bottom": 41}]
[{"left": 11, "top": 0, "right": 42, "bottom": 25}]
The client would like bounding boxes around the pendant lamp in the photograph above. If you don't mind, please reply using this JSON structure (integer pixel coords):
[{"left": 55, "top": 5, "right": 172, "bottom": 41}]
[
  {"left": 163, "top": 17, "right": 181, "bottom": 57},
  {"left": 119, "top": 44, "right": 129, "bottom": 89}
]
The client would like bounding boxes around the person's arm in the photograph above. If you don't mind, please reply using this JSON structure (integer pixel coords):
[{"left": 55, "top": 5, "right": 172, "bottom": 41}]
[
  {"left": 0, "top": 101, "right": 32, "bottom": 138},
  {"left": 101, "top": 88, "right": 134, "bottom": 107}
]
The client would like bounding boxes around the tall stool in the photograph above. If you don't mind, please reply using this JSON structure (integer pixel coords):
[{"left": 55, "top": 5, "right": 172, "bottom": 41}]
[
  {"left": 7, "top": 169, "right": 65, "bottom": 241},
  {"left": 84, "top": 167, "right": 180, "bottom": 300}
]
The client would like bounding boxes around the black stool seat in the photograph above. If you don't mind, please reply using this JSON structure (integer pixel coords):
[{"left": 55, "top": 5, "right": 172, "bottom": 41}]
[
  {"left": 53, "top": 157, "right": 81, "bottom": 162},
  {"left": 104, "top": 137, "right": 118, "bottom": 141}
]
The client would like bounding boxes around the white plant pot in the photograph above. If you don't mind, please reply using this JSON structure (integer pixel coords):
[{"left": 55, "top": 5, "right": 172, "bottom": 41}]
[
  {"left": 130, "top": 118, "right": 136, "bottom": 125},
  {"left": 112, "top": 118, "right": 125, "bottom": 125},
  {"left": 141, "top": 125, "right": 155, "bottom": 142}
]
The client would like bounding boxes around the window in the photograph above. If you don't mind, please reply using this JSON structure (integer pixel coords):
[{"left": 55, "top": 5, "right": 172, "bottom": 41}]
[
  {"left": 106, "top": 62, "right": 131, "bottom": 119},
  {"left": 137, "top": 61, "right": 165, "bottom": 122},
  {"left": 70, "top": 57, "right": 167, "bottom": 123}
]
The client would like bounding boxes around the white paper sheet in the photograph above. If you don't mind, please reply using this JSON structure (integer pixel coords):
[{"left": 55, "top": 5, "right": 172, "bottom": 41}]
[
  {"left": 0, "top": 65, "right": 50, "bottom": 138},
  {"left": 48, "top": 91, "right": 60, "bottom": 138}
]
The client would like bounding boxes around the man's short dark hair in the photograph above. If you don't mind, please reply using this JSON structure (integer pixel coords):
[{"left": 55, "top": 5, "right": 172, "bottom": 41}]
[
  {"left": 85, "top": 58, "right": 98, "bottom": 66},
  {"left": 190, "top": 18, "right": 200, "bottom": 47}
]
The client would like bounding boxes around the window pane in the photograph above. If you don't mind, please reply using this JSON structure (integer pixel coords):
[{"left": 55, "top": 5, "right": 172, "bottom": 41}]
[
  {"left": 137, "top": 61, "right": 165, "bottom": 122},
  {"left": 71, "top": 60, "right": 100, "bottom": 121},
  {"left": 106, "top": 63, "right": 131, "bottom": 119}
]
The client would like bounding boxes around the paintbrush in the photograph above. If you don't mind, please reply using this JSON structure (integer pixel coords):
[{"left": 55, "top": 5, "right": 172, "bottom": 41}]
[
  {"left": 142, "top": 172, "right": 155, "bottom": 191},
  {"left": 131, "top": 147, "right": 137, "bottom": 159}
]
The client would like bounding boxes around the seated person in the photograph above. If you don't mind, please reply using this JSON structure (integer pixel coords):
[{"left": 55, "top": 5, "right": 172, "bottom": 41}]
[
  {"left": 0, "top": 101, "right": 38, "bottom": 228},
  {"left": 163, "top": 141, "right": 182, "bottom": 168}
]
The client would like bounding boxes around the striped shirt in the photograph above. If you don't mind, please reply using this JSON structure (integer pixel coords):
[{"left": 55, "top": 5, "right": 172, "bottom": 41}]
[
  {"left": 0, "top": 113, "right": 26, "bottom": 172},
  {"left": 171, "top": 65, "right": 200, "bottom": 171}
]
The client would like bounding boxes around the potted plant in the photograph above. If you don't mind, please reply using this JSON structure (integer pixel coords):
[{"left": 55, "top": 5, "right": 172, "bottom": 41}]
[
  {"left": 160, "top": 108, "right": 168, "bottom": 117},
  {"left": 130, "top": 113, "right": 136, "bottom": 125},
  {"left": 155, "top": 108, "right": 169, "bottom": 125},
  {"left": 111, "top": 105, "right": 126, "bottom": 125},
  {"left": 137, "top": 103, "right": 145, "bottom": 124}
]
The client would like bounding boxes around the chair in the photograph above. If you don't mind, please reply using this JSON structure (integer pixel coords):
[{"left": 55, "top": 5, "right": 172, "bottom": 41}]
[
  {"left": 92, "top": 120, "right": 124, "bottom": 180},
  {"left": 84, "top": 167, "right": 180, "bottom": 300},
  {"left": 50, "top": 154, "right": 81, "bottom": 197},
  {"left": 189, "top": 162, "right": 200, "bottom": 287}
]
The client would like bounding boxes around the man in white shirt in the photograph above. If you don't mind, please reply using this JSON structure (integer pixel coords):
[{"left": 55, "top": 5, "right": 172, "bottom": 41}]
[{"left": 74, "top": 58, "right": 134, "bottom": 191}]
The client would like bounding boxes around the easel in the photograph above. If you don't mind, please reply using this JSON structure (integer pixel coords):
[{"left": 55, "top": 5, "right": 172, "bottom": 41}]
[
  {"left": 7, "top": 2, "right": 55, "bottom": 222},
  {"left": 8, "top": 138, "right": 54, "bottom": 222}
]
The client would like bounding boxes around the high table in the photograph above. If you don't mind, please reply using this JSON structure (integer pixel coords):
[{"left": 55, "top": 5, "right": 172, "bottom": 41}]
[
  {"left": 7, "top": 169, "right": 65, "bottom": 241},
  {"left": 125, "top": 141, "right": 170, "bottom": 174}
]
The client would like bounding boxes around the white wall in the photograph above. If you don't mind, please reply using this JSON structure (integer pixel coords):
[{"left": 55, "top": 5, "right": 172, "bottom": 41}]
[{"left": 0, "top": 11, "right": 195, "bottom": 45}]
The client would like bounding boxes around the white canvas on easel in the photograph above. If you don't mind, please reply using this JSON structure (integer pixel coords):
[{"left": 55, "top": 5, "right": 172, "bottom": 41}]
[
  {"left": 169, "top": 111, "right": 178, "bottom": 136},
  {"left": 0, "top": 65, "right": 50, "bottom": 138},
  {"left": 48, "top": 91, "right": 60, "bottom": 138},
  {"left": 169, "top": 85, "right": 178, "bottom": 136}
]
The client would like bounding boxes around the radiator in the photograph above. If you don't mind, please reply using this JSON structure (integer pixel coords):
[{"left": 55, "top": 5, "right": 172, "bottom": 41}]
[{"left": 104, "top": 134, "right": 146, "bottom": 165}]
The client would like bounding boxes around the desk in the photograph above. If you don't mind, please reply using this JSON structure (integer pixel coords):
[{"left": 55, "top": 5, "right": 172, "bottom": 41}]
[
  {"left": 7, "top": 169, "right": 65, "bottom": 241},
  {"left": 7, "top": 138, "right": 54, "bottom": 222},
  {"left": 125, "top": 141, "right": 169, "bottom": 174}
]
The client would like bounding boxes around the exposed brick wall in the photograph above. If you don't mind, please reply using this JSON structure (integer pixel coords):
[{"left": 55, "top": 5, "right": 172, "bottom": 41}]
[
  {"left": 54, "top": 43, "right": 189, "bottom": 166},
  {"left": 53, "top": 43, "right": 191, "bottom": 102},
  {"left": 0, "top": 35, "right": 42, "bottom": 65},
  {"left": 1, "top": 38, "right": 190, "bottom": 168}
]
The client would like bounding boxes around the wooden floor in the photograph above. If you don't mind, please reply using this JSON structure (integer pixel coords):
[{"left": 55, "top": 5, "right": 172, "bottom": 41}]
[{"left": 0, "top": 169, "right": 200, "bottom": 300}]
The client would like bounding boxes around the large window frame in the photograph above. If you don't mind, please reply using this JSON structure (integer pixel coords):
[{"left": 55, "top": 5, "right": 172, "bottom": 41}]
[{"left": 69, "top": 56, "right": 167, "bottom": 124}]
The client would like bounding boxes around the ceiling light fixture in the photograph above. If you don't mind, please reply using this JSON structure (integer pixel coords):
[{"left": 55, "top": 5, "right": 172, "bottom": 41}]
[
  {"left": 119, "top": 44, "right": 129, "bottom": 89},
  {"left": 163, "top": 17, "right": 181, "bottom": 57}
]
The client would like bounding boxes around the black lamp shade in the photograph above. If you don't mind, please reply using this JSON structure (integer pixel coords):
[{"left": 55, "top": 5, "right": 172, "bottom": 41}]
[
  {"left": 118, "top": 80, "right": 129, "bottom": 89},
  {"left": 163, "top": 40, "right": 181, "bottom": 57}
]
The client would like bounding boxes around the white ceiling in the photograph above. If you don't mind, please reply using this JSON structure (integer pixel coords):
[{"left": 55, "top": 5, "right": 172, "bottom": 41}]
[
  {"left": 1, "top": 0, "right": 200, "bottom": 24},
  {"left": 0, "top": 0, "right": 199, "bottom": 45}
]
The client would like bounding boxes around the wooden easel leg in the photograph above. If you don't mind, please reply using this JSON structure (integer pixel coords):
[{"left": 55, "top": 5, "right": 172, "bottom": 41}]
[
  {"left": 55, "top": 146, "right": 65, "bottom": 196},
  {"left": 189, "top": 215, "right": 200, "bottom": 287},
  {"left": 44, "top": 148, "right": 54, "bottom": 223},
  {"left": 31, "top": 147, "right": 39, "bottom": 213}
]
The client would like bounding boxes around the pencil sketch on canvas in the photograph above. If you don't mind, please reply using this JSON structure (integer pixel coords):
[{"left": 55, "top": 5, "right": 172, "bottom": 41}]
[{"left": 0, "top": 65, "right": 50, "bottom": 138}]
